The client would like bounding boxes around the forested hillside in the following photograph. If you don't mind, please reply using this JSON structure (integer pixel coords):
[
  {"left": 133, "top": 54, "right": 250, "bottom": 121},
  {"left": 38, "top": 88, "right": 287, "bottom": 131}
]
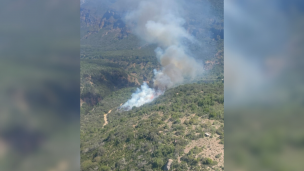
[
  {"left": 80, "top": 0, "right": 223, "bottom": 108},
  {"left": 80, "top": 0, "right": 224, "bottom": 170},
  {"left": 81, "top": 81, "right": 224, "bottom": 171}
]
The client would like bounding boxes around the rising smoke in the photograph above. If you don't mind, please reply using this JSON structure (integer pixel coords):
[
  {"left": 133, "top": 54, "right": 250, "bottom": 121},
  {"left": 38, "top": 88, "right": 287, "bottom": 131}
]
[{"left": 120, "top": 0, "right": 204, "bottom": 110}]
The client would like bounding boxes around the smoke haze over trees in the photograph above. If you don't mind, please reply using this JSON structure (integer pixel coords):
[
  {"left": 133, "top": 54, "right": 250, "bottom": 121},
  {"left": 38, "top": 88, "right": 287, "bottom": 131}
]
[{"left": 80, "top": 0, "right": 223, "bottom": 170}]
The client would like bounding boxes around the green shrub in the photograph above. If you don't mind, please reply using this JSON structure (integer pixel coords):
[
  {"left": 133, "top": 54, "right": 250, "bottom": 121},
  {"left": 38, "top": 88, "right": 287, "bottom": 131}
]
[
  {"left": 81, "top": 160, "right": 96, "bottom": 171},
  {"left": 202, "top": 157, "right": 213, "bottom": 165},
  {"left": 215, "top": 153, "right": 222, "bottom": 158},
  {"left": 209, "top": 112, "right": 217, "bottom": 119},
  {"left": 216, "top": 129, "right": 224, "bottom": 136},
  {"left": 99, "top": 165, "right": 111, "bottom": 171}
]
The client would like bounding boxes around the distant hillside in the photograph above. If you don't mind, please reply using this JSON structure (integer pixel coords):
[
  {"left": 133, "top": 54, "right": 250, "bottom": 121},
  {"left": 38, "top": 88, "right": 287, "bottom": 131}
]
[{"left": 80, "top": 0, "right": 223, "bottom": 60}]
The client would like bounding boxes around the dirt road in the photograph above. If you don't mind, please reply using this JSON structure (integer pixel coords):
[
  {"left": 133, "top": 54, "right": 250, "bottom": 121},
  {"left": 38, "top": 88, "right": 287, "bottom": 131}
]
[{"left": 103, "top": 110, "right": 112, "bottom": 127}]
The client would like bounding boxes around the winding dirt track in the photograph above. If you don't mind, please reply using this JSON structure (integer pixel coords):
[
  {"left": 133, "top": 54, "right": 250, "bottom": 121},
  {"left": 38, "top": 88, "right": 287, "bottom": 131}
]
[{"left": 103, "top": 110, "right": 112, "bottom": 127}]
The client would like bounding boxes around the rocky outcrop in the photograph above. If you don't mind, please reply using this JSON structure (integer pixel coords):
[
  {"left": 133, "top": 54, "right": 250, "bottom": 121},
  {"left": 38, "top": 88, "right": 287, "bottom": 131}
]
[
  {"left": 81, "top": 8, "right": 129, "bottom": 39},
  {"left": 164, "top": 159, "right": 173, "bottom": 170}
]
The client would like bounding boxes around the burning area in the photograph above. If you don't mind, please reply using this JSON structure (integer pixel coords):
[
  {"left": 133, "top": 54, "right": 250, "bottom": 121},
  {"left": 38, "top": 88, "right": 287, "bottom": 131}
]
[{"left": 120, "top": 0, "right": 204, "bottom": 110}]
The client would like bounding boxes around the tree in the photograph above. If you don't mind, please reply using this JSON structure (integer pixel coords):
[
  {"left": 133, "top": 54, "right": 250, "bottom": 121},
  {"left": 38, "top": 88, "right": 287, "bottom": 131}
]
[
  {"left": 198, "top": 100, "right": 204, "bottom": 107},
  {"left": 202, "top": 158, "right": 213, "bottom": 165},
  {"left": 99, "top": 165, "right": 111, "bottom": 171},
  {"left": 190, "top": 103, "right": 197, "bottom": 111},
  {"left": 153, "top": 158, "right": 164, "bottom": 169},
  {"left": 81, "top": 160, "right": 96, "bottom": 171},
  {"left": 209, "top": 112, "right": 217, "bottom": 119}
]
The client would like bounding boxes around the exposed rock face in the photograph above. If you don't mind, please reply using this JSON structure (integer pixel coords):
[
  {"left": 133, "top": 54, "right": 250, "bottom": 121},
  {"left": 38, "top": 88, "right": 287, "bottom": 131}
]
[
  {"left": 164, "top": 159, "right": 173, "bottom": 170},
  {"left": 81, "top": 8, "right": 129, "bottom": 39}
]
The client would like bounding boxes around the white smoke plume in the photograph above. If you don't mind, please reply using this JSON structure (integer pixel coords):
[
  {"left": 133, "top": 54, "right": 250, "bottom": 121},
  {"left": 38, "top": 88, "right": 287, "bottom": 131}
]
[
  {"left": 120, "top": 82, "right": 163, "bottom": 110},
  {"left": 121, "top": 0, "right": 204, "bottom": 110}
]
